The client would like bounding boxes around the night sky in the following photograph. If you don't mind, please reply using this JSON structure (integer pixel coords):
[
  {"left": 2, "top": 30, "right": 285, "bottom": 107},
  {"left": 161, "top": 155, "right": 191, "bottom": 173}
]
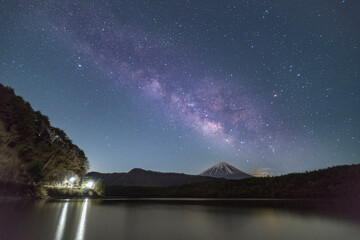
[{"left": 1, "top": 0, "right": 359, "bottom": 175}]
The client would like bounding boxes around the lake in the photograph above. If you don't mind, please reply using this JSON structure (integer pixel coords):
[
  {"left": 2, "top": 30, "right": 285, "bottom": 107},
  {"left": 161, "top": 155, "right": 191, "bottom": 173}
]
[{"left": 0, "top": 198, "right": 359, "bottom": 240}]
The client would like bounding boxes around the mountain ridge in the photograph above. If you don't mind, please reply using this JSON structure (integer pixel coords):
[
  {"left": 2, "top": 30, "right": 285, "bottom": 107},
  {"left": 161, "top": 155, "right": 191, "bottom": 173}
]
[
  {"left": 87, "top": 168, "right": 217, "bottom": 187},
  {"left": 104, "top": 164, "right": 360, "bottom": 200}
]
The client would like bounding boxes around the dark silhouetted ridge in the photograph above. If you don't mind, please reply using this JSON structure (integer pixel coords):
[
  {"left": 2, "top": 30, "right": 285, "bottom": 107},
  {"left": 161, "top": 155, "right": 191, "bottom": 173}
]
[{"left": 87, "top": 168, "right": 216, "bottom": 187}]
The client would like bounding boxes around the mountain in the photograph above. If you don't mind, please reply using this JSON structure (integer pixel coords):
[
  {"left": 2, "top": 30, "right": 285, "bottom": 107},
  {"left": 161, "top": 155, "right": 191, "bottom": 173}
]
[
  {"left": 87, "top": 168, "right": 217, "bottom": 187},
  {"left": 106, "top": 164, "right": 360, "bottom": 200},
  {"left": 199, "top": 162, "right": 253, "bottom": 179}
]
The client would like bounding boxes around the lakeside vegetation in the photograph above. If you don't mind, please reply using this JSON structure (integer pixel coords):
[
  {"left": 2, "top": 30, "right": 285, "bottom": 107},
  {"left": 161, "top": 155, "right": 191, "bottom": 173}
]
[
  {"left": 0, "top": 84, "right": 89, "bottom": 198},
  {"left": 105, "top": 164, "right": 360, "bottom": 200},
  {"left": 45, "top": 179, "right": 105, "bottom": 198}
]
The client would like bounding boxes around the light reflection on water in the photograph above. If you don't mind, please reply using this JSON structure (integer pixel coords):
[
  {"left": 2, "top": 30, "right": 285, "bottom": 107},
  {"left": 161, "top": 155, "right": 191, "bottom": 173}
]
[
  {"left": 75, "top": 199, "right": 89, "bottom": 240},
  {"left": 54, "top": 200, "right": 68, "bottom": 240},
  {"left": 0, "top": 199, "right": 360, "bottom": 240},
  {"left": 53, "top": 199, "right": 89, "bottom": 240}
]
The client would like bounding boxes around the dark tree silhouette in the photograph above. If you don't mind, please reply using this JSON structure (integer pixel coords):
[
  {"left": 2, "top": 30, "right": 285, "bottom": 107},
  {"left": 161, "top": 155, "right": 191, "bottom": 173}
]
[{"left": 0, "top": 84, "right": 89, "bottom": 196}]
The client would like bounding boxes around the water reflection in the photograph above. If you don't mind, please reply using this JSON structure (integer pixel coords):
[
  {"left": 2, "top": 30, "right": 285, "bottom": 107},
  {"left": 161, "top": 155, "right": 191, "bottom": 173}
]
[
  {"left": 75, "top": 199, "right": 89, "bottom": 240},
  {"left": 1, "top": 199, "right": 360, "bottom": 240},
  {"left": 54, "top": 201, "right": 69, "bottom": 240}
]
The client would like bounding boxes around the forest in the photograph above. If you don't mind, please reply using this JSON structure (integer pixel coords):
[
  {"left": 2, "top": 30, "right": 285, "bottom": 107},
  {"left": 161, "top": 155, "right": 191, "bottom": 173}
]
[
  {"left": 0, "top": 84, "right": 89, "bottom": 197},
  {"left": 106, "top": 164, "right": 360, "bottom": 200}
]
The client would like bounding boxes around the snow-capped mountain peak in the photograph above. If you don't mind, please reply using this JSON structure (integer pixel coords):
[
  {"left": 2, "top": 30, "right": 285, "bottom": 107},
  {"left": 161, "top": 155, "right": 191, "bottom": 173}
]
[{"left": 199, "top": 162, "right": 252, "bottom": 179}]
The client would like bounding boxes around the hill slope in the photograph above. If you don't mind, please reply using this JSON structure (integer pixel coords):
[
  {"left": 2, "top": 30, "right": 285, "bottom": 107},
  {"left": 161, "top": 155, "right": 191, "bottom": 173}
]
[
  {"left": 0, "top": 84, "right": 89, "bottom": 196},
  {"left": 199, "top": 162, "right": 253, "bottom": 179},
  {"left": 87, "top": 168, "right": 217, "bottom": 187}
]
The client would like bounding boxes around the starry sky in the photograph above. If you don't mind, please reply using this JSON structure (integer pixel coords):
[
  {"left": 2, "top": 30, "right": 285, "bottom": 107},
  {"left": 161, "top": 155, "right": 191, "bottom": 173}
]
[{"left": 1, "top": 0, "right": 359, "bottom": 175}]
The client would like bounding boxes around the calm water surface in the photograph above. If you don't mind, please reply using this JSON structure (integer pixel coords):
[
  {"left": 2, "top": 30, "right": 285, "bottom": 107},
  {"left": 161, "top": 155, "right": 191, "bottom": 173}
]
[{"left": 0, "top": 198, "right": 359, "bottom": 240}]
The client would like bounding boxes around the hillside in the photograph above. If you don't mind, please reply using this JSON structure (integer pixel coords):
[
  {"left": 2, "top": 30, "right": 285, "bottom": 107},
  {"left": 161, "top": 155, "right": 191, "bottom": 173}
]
[
  {"left": 105, "top": 164, "right": 360, "bottom": 200},
  {"left": 87, "top": 168, "right": 216, "bottom": 187},
  {"left": 0, "top": 84, "right": 89, "bottom": 197}
]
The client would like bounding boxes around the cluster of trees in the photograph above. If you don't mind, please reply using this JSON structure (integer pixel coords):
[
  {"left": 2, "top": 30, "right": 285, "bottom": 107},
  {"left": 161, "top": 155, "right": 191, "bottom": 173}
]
[
  {"left": 0, "top": 84, "right": 89, "bottom": 196},
  {"left": 106, "top": 164, "right": 360, "bottom": 200}
]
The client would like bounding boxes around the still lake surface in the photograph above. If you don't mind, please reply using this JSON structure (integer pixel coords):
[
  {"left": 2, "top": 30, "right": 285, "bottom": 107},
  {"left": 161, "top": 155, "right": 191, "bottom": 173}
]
[{"left": 0, "top": 198, "right": 359, "bottom": 240}]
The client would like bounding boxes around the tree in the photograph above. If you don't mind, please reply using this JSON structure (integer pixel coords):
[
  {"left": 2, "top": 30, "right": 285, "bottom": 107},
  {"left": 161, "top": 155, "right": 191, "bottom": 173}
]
[
  {"left": 0, "top": 83, "right": 89, "bottom": 196},
  {"left": 94, "top": 179, "right": 105, "bottom": 196}
]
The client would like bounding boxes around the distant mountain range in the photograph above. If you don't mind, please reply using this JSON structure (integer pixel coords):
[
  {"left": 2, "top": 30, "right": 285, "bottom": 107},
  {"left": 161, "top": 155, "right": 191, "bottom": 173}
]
[
  {"left": 104, "top": 164, "right": 360, "bottom": 200},
  {"left": 87, "top": 162, "right": 252, "bottom": 187},
  {"left": 87, "top": 168, "right": 216, "bottom": 187},
  {"left": 199, "top": 162, "right": 253, "bottom": 179}
]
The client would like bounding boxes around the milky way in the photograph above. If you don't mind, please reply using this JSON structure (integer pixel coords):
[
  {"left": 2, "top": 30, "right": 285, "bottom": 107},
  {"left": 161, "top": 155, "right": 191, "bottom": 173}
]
[
  {"left": 40, "top": 1, "right": 278, "bottom": 154},
  {"left": 1, "top": 0, "right": 359, "bottom": 174}
]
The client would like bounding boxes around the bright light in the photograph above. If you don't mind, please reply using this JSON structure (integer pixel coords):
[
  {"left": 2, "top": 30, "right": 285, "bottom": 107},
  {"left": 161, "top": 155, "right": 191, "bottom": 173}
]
[
  {"left": 86, "top": 181, "right": 94, "bottom": 189},
  {"left": 69, "top": 177, "right": 76, "bottom": 183}
]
